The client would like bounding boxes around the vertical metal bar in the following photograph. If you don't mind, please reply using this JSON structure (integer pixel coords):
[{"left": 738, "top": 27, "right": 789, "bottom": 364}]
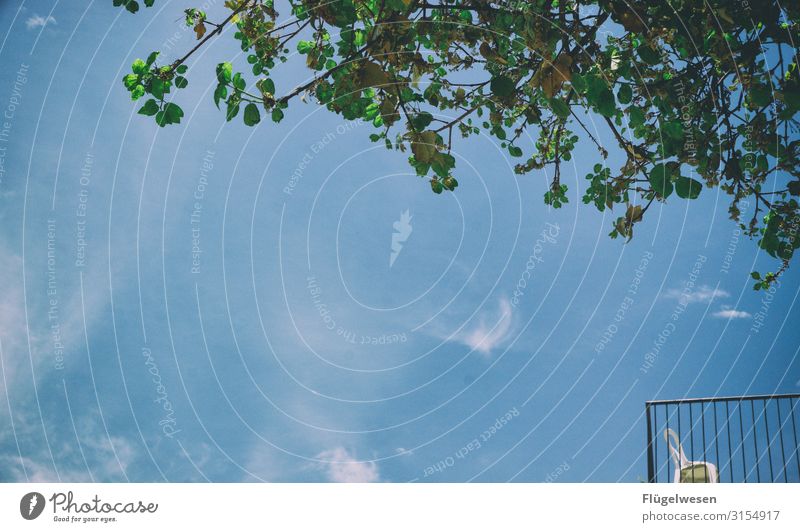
[
  {"left": 689, "top": 403, "right": 695, "bottom": 482},
  {"left": 739, "top": 401, "right": 747, "bottom": 482},
  {"left": 790, "top": 398, "right": 800, "bottom": 479},
  {"left": 776, "top": 399, "right": 787, "bottom": 482},
  {"left": 678, "top": 405, "right": 682, "bottom": 482},
  {"left": 751, "top": 400, "right": 761, "bottom": 482},
  {"left": 764, "top": 399, "right": 774, "bottom": 482},
  {"left": 701, "top": 402, "right": 707, "bottom": 482},
  {"left": 646, "top": 403, "right": 655, "bottom": 483},
  {"left": 653, "top": 404, "right": 658, "bottom": 482},
  {"left": 713, "top": 402, "right": 720, "bottom": 482},
  {"left": 665, "top": 404, "right": 670, "bottom": 483},
  {"left": 726, "top": 401, "right": 734, "bottom": 483}
]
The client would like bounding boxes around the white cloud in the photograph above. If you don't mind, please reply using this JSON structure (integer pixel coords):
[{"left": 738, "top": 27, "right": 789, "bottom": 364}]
[
  {"left": 3, "top": 456, "right": 71, "bottom": 482},
  {"left": 0, "top": 248, "right": 30, "bottom": 401},
  {"left": 712, "top": 306, "right": 751, "bottom": 319},
  {"left": 240, "top": 445, "right": 279, "bottom": 482},
  {"left": 0, "top": 240, "right": 108, "bottom": 409},
  {"left": 662, "top": 285, "right": 729, "bottom": 304},
  {"left": 25, "top": 15, "right": 56, "bottom": 30},
  {"left": 459, "top": 298, "right": 513, "bottom": 355},
  {"left": 315, "top": 447, "right": 379, "bottom": 482},
  {"left": 0, "top": 411, "right": 136, "bottom": 482}
]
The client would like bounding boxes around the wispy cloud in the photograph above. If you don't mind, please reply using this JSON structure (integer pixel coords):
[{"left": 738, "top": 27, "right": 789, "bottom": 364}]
[
  {"left": 2, "top": 456, "right": 70, "bottom": 482},
  {"left": 0, "top": 239, "right": 110, "bottom": 409},
  {"left": 712, "top": 306, "right": 751, "bottom": 319},
  {"left": 315, "top": 447, "right": 379, "bottom": 482},
  {"left": 240, "top": 444, "right": 280, "bottom": 482},
  {"left": 459, "top": 297, "right": 513, "bottom": 355},
  {"left": 0, "top": 247, "right": 30, "bottom": 400},
  {"left": 0, "top": 411, "right": 136, "bottom": 482},
  {"left": 662, "top": 285, "right": 729, "bottom": 304},
  {"left": 25, "top": 15, "right": 56, "bottom": 30}
]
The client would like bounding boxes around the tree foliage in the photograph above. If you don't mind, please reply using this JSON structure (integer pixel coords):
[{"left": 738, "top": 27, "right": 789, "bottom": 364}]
[{"left": 117, "top": 0, "right": 800, "bottom": 288}]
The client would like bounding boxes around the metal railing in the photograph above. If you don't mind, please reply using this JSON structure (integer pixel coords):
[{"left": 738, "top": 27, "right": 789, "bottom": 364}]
[{"left": 646, "top": 394, "right": 800, "bottom": 483}]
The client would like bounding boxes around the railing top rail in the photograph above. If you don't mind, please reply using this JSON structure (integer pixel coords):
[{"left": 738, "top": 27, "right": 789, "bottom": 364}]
[{"left": 646, "top": 393, "right": 800, "bottom": 406}]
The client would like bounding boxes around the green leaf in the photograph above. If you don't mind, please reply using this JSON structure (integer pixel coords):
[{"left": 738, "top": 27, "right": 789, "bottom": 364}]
[
  {"left": 213, "top": 84, "right": 227, "bottom": 109},
  {"left": 749, "top": 85, "right": 771, "bottom": 107},
  {"left": 123, "top": 74, "right": 138, "bottom": 90},
  {"left": 243, "top": 103, "right": 261, "bottom": 126},
  {"left": 617, "top": 84, "right": 632, "bottom": 104},
  {"left": 150, "top": 78, "right": 165, "bottom": 99},
  {"left": 216, "top": 62, "right": 233, "bottom": 84},
  {"left": 549, "top": 98, "right": 570, "bottom": 118},
  {"left": 784, "top": 90, "right": 800, "bottom": 112},
  {"left": 490, "top": 75, "right": 515, "bottom": 98},
  {"left": 232, "top": 72, "right": 246, "bottom": 91},
  {"left": 271, "top": 108, "right": 284, "bottom": 122},
  {"left": 648, "top": 163, "right": 674, "bottom": 199},
  {"left": 297, "top": 40, "right": 314, "bottom": 54},
  {"left": 637, "top": 44, "right": 661, "bottom": 65},
  {"left": 226, "top": 102, "right": 240, "bottom": 121},
  {"left": 163, "top": 103, "right": 183, "bottom": 124},
  {"left": 571, "top": 73, "right": 586, "bottom": 93},
  {"left": 131, "top": 85, "right": 145, "bottom": 100},
  {"left": 595, "top": 88, "right": 616, "bottom": 117},
  {"left": 662, "top": 120, "right": 683, "bottom": 140},
  {"left": 259, "top": 78, "right": 275, "bottom": 95},
  {"left": 175, "top": 76, "right": 188, "bottom": 89},
  {"left": 315, "top": 81, "right": 333, "bottom": 103},
  {"left": 145, "top": 51, "right": 159, "bottom": 67},
  {"left": 131, "top": 58, "right": 147, "bottom": 75},
  {"left": 508, "top": 145, "right": 523, "bottom": 157},
  {"left": 443, "top": 176, "right": 458, "bottom": 191},
  {"left": 675, "top": 176, "right": 702, "bottom": 199},
  {"left": 411, "top": 112, "right": 433, "bottom": 131},
  {"left": 176, "top": 64, "right": 188, "bottom": 74},
  {"left": 628, "top": 106, "right": 646, "bottom": 128},
  {"left": 760, "top": 229, "right": 780, "bottom": 257},
  {"left": 138, "top": 99, "right": 159, "bottom": 116}
]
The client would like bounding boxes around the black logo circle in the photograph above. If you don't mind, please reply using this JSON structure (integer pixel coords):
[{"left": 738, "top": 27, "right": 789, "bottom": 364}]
[{"left": 20, "top": 492, "right": 45, "bottom": 520}]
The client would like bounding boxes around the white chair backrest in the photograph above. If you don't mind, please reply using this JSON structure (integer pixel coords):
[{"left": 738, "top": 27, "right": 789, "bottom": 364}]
[
  {"left": 663, "top": 428, "right": 719, "bottom": 483},
  {"left": 664, "top": 428, "right": 689, "bottom": 470}
]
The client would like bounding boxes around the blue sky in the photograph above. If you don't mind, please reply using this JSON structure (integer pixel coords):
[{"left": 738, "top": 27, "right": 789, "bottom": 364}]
[{"left": 0, "top": 0, "right": 798, "bottom": 483}]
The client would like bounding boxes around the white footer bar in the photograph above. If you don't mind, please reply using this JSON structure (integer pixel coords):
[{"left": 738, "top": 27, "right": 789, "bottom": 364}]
[{"left": 2, "top": 483, "right": 797, "bottom": 531}]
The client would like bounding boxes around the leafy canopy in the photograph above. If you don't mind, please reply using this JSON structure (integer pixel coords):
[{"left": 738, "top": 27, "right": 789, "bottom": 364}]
[{"left": 117, "top": 0, "right": 800, "bottom": 288}]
